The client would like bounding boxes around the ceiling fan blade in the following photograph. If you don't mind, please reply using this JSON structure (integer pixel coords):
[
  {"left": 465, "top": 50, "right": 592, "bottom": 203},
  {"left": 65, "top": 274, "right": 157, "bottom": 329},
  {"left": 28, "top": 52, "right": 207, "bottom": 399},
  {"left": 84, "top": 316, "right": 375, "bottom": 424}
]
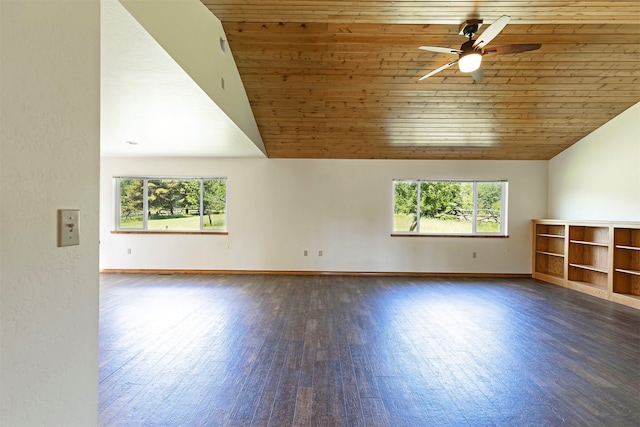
[
  {"left": 418, "top": 59, "right": 458, "bottom": 81},
  {"left": 419, "top": 46, "right": 461, "bottom": 55},
  {"left": 471, "top": 67, "right": 484, "bottom": 81},
  {"left": 473, "top": 15, "right": 510, "bottom": 49},
  {"left": 483, "top": 43, "right": 542, "bottom": 55}
]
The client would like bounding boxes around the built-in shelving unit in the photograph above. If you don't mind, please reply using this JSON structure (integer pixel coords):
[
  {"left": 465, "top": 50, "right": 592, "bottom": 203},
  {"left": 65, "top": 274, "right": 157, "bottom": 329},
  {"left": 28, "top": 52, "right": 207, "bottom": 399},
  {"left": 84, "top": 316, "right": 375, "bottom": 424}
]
[
  {"left": 612, "top": 227, "right": 640, "bottom": 307},
  {"left": 533, "top": 222, "right": 566, "bottom": 286},
  {"left": 567, "top": 225, "right": 610, "bottom": 299},
  {"left": 532, "top": 220, "right": 640, "bottom": 310}
]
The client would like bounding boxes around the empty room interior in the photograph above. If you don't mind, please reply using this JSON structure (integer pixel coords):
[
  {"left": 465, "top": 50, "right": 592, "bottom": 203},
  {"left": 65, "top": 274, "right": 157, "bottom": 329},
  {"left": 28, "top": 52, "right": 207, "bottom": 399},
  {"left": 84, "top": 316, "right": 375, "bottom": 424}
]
[{"left": 1, "top": 0, "right": 640, "bottom": 426}]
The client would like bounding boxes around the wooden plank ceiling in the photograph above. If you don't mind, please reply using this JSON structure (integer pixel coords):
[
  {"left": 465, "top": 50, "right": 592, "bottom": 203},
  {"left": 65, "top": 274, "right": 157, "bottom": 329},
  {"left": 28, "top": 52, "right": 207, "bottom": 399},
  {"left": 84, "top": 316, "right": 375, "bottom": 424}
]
[{"left": 203, "top": 1, "right": 640, "bottom": 160}]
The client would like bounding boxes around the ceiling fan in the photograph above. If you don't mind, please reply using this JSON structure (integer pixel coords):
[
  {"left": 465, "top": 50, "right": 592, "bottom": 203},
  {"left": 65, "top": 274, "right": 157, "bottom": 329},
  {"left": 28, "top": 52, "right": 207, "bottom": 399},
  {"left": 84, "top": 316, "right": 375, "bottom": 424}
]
[{"left": 418, "top": 15, "right": 541, "bottom": 81}]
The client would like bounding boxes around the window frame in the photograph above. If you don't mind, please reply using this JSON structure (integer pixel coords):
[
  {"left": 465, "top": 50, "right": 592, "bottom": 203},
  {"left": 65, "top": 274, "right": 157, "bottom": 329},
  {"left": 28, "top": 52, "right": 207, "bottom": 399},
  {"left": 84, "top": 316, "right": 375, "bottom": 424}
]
[
  {"left": 392, "top": 179, "right": 508, "bottom": 237},
  {"left": 114, "top": 176, "right": 228, "bottom": 233}
]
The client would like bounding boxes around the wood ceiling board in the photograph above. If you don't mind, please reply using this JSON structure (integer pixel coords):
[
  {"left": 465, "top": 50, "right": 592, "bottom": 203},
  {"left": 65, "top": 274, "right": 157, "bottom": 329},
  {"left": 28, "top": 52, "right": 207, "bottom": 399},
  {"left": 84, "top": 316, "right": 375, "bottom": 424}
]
[
  {"left": 203, "top": 1, "right": 640, "bottom": 24},
  {"left": 203, "top": 1, "right": 640, "bottom": 159}
]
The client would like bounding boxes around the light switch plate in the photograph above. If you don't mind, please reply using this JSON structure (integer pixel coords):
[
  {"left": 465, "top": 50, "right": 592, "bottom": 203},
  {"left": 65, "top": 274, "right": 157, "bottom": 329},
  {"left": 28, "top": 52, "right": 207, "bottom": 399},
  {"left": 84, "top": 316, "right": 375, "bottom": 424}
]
[{"left": 58, "top": 209, "right": 79, "bottom": 247}]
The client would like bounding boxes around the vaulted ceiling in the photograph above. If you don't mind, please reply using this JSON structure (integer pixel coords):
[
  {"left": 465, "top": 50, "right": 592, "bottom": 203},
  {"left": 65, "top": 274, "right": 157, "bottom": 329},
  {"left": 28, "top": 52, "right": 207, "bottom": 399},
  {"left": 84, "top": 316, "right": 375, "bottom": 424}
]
[{"left": 203, "top": 1, "right": 640, "bottom": 160}]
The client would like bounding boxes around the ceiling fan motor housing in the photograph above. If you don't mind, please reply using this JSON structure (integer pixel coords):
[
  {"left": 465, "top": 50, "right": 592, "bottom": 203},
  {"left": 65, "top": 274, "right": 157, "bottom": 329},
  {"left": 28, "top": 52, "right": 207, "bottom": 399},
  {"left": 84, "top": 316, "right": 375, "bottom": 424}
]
[
  {"left": 459, "top": 19, "right": 483, "bottom": 37},
  {"left": 460, "top": 39, "right": 477, "bottom": 53}
]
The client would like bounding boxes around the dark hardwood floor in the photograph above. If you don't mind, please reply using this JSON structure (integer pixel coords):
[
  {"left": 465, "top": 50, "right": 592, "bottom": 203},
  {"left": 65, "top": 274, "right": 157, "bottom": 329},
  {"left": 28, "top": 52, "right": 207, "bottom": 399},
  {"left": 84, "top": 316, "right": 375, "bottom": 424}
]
[{"left": 99, "top": 274, "right": 640, "bottom": 426}]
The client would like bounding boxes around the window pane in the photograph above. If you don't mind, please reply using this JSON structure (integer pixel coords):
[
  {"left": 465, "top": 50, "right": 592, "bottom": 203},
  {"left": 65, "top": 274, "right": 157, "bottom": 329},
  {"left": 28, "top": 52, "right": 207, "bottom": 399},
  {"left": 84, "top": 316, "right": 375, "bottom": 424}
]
[
  {"left": 147, "top": 179, "right": 199, "bottom": 231},
  {"left": 119, "top": 178, "right": 144, "bottom": 229},
  {"left": 420, "top": 181, "right": 473, "bottom": 234},
  {"left": 203, "top": 179, "right": 226, "bottom": 230},
  {"left": 393, "top": 181, "right": 418, "bottom": 232},
  {"left": 391, "top": 179, "right": 506, "bottom": 236},
  {"left": 476, "top": 181, "right": 502, "bottom": 233}
]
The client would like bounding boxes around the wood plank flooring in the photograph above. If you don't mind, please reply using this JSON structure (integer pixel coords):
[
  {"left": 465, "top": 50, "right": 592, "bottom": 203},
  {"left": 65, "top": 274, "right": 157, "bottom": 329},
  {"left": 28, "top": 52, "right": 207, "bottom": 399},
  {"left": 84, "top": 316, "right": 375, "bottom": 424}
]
[{"left": 99, "top": 274, "right": 640, "bottom": 426}]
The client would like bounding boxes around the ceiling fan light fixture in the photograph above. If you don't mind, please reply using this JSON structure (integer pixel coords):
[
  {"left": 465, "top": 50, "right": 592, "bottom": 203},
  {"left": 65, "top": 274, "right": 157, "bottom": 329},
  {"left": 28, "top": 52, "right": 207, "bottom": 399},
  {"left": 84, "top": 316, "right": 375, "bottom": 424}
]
[
  {"left": 417, "top": 15, "right": 539, "bottom": 81},
  {"left": 458, "top": 51, "right": 482, "bottom": 73}
]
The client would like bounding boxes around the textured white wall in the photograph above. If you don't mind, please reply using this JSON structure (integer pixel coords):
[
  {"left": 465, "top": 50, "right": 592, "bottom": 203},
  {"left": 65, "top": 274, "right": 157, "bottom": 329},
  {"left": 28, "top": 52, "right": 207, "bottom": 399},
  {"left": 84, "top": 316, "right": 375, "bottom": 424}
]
[
  {"left": 0, "top": 1, "right": 100, "bottom": 426},
  {"left": 548, "top": 102, "right": 640, "bottom": 221},
  {"left": 100, "top": 158, "right": 547, "bottom": 274},
  {"left": 118, "top": 0, "right": 266, "bottom": 154}
]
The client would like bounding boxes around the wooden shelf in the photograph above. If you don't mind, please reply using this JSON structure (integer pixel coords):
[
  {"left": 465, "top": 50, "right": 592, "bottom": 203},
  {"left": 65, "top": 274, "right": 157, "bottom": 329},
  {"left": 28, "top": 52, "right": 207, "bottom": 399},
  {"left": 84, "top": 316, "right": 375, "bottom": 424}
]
[
  {"left": 616, "top": 245, "right": 640, "bottom": 251},
  {"left": 570, "top": 263, "right": 608, "bottom": 274},
  {"left": 569, "top": 239, "right": 608, "bottom": 247},
  {"left": 540, "top": 271, "right": 564, "bottom": 279},
  {"left": 613, "top": 227, "right": 640, "bottom": 301},
  {"left": 533, "top": 220, "right": 640, "bottom": 310},
  {"left": 536, "top": 250, "right": 564, "bottom": 257},
  {"left": 615, "top": 268, "right": 640, "bottom": 276},
  {"left": 568, "top": 280, "right": 607, "bottom": 292},
  {"left": 533, "top": 222, "right": 567, "bottom": 281},
  {"left": 567, "top": 225, "right": 609, "bottom": 289},
  {"left": 537, "top": 233, "right": 564, "bottom": 239}
]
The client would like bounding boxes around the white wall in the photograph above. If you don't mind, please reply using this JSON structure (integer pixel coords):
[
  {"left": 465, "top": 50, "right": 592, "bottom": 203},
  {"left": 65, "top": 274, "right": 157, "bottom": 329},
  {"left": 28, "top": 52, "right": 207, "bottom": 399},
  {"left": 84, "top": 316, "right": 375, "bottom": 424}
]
[
  {"left": 548, "top": 102, "right": 640, "bottom": 221},
  {"left": 118, "top": 0, "right": 266, "bottom": 154},
  {"left": 0, "top": 1, "right": 100, "bottom": 426},
  {"left": 101, "top": 157, "right": 547, "bottom": 274}
]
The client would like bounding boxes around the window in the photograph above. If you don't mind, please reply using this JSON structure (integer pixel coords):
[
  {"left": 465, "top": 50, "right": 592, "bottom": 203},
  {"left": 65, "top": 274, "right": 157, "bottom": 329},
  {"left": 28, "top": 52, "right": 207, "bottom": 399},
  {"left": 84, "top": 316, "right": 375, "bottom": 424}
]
[
  {"left": 393, "top": 180, "right": 507, "bottom": 236},
  {"left": 116, "top": 177, "right": 227, "bottom": 232}
]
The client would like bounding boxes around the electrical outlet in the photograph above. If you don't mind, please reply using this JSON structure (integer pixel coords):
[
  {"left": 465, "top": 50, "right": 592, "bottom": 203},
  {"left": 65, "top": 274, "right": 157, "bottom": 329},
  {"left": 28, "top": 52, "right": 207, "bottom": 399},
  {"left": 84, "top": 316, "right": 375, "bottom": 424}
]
[
  {"left": 127, "top": 248, "right": 132, "bottom": 255},
  {"left": 319, "top": 250, "right": 323, "bottom": 257},
  {"left": 304, "top": 250, "right": 308, "bottom": 256},
  {"left": 472, "top": 252, "right": 477, "bottom": 258}
]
